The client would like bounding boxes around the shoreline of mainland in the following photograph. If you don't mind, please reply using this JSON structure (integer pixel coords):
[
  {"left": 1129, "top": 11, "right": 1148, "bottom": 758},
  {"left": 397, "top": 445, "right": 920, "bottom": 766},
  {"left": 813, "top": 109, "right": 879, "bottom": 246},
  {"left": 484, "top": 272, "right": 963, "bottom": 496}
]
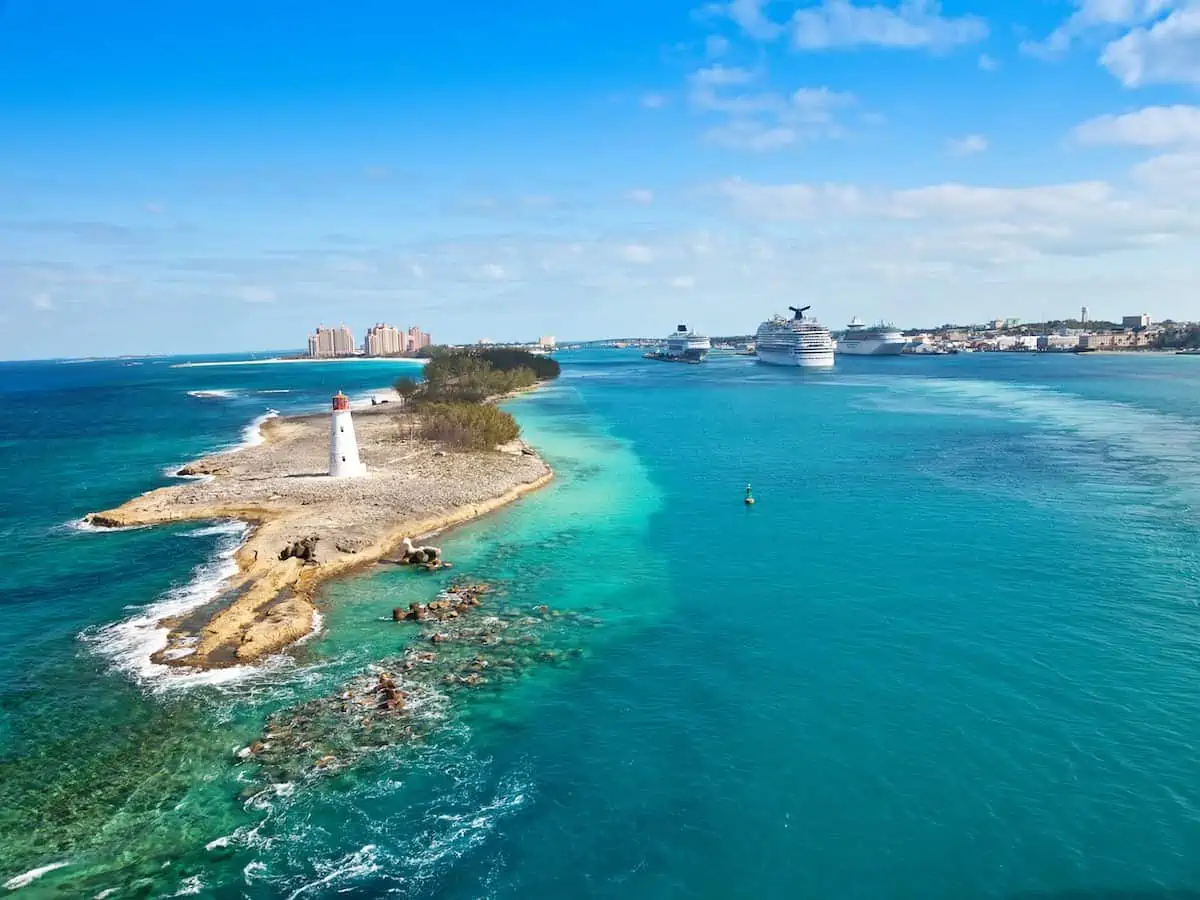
[{"left": 85, "top": 392, "right": 553, "bottom": 670}]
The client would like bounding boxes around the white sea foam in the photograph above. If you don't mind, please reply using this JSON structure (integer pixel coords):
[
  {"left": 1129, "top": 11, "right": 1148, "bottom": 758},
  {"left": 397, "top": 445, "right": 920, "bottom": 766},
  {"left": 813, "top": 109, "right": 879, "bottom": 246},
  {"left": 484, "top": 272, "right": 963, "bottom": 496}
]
[
  {"left": 170, "top": 875, "right": 204, "bottom": 896},
  {"left": 187, "top": 389, "right": 238, "bottom": 399},
  {"left": 293, "top": 610, "right": 324, "bottom": 647},
  {"left": 257, "top": 389, "right": 292, "bottom": 394},
  {"left": 184, "top": 522, "right": 246, "bottom": 539},
  {"left": 239, "top": 409, "right": 279, "bottom": 449},
  {"left": 59, "top": 517, "right": 149, "bottom": 535},
  {"left": 283, "top": 845, "right": 380, "bottom": 900},
  {"left": 3, "top": 861, "right": 69, "bottom": 890},
  {"left": 79, "top": 521, "right": 278, "bottom": 691},
  {"left": 412, "top": 781, "right": 530, "bottom": 870}
]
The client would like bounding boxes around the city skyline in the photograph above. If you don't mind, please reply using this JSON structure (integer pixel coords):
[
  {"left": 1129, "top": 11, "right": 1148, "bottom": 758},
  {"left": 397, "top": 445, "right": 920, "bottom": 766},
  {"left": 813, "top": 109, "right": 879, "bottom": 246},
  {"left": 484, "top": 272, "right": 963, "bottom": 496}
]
[
  {"left": 4, "top": 0, "right": 1200, "bottom": 359},
  {"left": 309, "top": 322, "right": 433, "bottom": 358}
]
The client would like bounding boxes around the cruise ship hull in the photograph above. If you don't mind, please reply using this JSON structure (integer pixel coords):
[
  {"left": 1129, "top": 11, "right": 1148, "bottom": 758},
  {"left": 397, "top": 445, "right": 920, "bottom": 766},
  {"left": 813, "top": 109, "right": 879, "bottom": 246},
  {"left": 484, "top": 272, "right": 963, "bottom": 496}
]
[
  {"left": 756, "top": 347, "right": 834, "bottom": 368},
  {"left": 836, "top": 338, "right": 906, "bottom": 356}
]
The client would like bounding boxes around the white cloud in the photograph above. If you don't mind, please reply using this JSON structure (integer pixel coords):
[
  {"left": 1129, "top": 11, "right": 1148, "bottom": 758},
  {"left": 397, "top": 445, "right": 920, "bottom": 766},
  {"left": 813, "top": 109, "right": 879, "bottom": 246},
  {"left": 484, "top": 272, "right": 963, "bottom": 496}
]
[
  {"left": 238, "top": 286, "right": 276, "bottom": 304},
  {"left": 789, "top": 0, "right": 988, "bottom": 51},
  {"left": 641, "top": 92, "right": 669, "bottom": 109},
  {"left": 722, "top": 0, "right": 783, "bottom": 39},
  {"left": 791, "top": 86, "right": 856, "bottom": 122},
  {"left": 1132, "top": 152, "right": 1200, "bottom": 197},
  {"left": 688, "top": 66, "right": 856, "bottom": 150},
  {"left": 480, "top": 263, "right": 509, "bottom": 280},
  {"left": 1074, "top": 105, "right": 1200, "bottom": 147},
  {"left": 713, "top": 174, "right": 1200, "bottom": 264},
  {"left": 978, "top": 52, "right": 998, "bottom": 70},
  {"left": 670, "top": 275, "right": 697, "bottom": 288},
  {"left": 690, "top": 64, "right": 758, "bottom": 90},
  {"left": 706, "top": 120, "right": 799, "bottom": 150},
  {"left": 1101, "top": 5, "right": 1200, "bottom": 86},
  {"left": 946, "top": 133, "right": 989, "bottom": 155},
  {"left": 144, "top": 201, "right": 166, "bottom": 215},
  {"left": 621, "top": 244, "right": 657, "bottom": 263},
  {"left": 706, "top": 34, "right": 731, "bottom": 57},
  {"left": 1024, "top": 0, "right": 1178, "bottom": 56},
  {"left": 625, "top": 188, "right": 656, "bottom": 204},
  {"left": 31, "top": 293, "right": 53, "bottom": 311}
]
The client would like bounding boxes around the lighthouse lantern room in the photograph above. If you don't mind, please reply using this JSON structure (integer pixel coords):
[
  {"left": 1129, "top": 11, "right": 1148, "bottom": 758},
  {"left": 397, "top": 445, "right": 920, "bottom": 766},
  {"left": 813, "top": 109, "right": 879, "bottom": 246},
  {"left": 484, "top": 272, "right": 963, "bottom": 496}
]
[{"left": 329, "top": 391, "right": 366, "bottom": 477}]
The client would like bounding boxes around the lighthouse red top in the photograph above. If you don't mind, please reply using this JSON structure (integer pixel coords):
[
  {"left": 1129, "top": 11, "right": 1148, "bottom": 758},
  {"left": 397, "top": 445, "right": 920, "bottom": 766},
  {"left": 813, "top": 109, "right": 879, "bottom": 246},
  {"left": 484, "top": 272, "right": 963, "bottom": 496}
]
[{"left": 332, "top": 391, "right": 349, "bottom": 411}]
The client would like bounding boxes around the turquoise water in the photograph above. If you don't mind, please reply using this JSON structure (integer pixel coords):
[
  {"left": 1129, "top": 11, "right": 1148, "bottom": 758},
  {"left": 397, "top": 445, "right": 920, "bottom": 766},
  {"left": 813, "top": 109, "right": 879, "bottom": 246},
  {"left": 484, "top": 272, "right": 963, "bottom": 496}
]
[{"left": 4, "top": 351, "right": 1200, "bottom": 897}]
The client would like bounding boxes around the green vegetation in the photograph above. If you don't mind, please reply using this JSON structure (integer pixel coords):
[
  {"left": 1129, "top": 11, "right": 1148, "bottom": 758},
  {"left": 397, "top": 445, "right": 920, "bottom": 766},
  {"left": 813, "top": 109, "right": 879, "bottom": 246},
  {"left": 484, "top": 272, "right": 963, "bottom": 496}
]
[
  {"left": 419, "top": 354, "right": 535, "bottom": 403},
  {"left": 475, "top": 348, "right": 561, "bottom": 379},
  {"left": 418, "top": 403, "right": 521, "bottom": 451},
  {"left": 393, "top": 377, "right": 421, "bottom": 401},
  {"left": 393, "top": 348, "right": 559, "bottom": 450},
  {"left": 395, "top": 348, "right": 558, "bottom": 405}
]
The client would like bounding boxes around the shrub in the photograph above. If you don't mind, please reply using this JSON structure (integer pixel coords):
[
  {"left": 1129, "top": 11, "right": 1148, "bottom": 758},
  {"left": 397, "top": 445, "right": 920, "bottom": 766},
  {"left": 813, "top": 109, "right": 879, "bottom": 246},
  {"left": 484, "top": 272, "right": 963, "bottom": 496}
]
[
  {"left": 419, "top": 403, "right": 520, "bottom": 451},
  {"left": 475, "top": 348, "right": 561, "bottom": 379},
  {"left": 393, "top": 377, "right": 421, "bottom": 400},
  {"left": 395, "top": 350, "right": 558, "bottom": 408}
]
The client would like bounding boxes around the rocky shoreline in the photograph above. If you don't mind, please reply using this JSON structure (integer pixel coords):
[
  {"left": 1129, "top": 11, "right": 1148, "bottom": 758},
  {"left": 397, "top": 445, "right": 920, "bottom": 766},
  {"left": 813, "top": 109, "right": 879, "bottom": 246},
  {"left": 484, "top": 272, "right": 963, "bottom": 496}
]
[{"left": 85, "top": 399, "right": 552, "bottom": 670}]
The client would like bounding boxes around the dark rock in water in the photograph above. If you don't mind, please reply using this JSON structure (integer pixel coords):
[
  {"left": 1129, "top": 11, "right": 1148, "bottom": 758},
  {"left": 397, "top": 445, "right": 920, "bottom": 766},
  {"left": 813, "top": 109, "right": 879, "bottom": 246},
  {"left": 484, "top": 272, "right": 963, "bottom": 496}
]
[
  {"left": 240, "top": 582, "right": 596, "bottom": 785},
  {"left": 89, "top": 514, "right": 124, "bottom": 528}
]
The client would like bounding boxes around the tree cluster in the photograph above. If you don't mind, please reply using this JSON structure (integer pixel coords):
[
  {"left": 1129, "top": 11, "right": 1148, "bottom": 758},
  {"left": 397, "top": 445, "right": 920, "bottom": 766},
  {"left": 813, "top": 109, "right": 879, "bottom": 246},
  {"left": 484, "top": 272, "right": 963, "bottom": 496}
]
[
  {"left": 393, "top": 348, "right": 560, "bottom": 451},
  {"left": 417, "top": 403, "right": 521, "bottom": 451}
]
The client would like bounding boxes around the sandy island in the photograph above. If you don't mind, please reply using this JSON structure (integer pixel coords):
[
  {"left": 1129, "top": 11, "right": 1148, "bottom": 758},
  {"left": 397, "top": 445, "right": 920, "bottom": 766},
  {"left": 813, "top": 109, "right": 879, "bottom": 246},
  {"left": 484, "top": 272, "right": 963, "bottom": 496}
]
[{"left": 85, "top": 395, "right": 552, "bottom": 669}]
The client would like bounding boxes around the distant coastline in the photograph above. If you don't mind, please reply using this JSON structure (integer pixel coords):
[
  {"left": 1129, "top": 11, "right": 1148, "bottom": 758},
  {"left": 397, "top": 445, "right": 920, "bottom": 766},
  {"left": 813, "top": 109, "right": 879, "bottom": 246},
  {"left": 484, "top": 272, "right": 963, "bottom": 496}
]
[{"left": 171, "top": 356, "right": 431, "bottom": 369}]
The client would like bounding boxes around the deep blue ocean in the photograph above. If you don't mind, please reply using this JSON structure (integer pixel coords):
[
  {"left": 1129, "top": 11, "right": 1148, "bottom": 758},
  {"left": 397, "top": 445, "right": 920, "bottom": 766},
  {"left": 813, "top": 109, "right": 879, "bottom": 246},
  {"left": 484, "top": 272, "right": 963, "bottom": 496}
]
[{"left": 4, "top": 350, "right": 1200, "bottom": 898}]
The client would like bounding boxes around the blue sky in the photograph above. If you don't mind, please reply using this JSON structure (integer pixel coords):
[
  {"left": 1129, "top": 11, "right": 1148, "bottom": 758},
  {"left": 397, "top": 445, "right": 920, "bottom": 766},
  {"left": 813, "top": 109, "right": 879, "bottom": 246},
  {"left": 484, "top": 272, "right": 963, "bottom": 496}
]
[{"left": 2, "top": 0, "right": 1199, "bottom": 358}]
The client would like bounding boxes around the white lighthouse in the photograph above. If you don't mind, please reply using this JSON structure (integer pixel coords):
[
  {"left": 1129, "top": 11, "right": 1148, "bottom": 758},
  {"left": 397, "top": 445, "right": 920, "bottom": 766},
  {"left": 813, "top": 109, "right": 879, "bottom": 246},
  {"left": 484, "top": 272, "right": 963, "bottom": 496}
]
[{"left": 329, "top": 391, "right": 366, "bottom": 478}]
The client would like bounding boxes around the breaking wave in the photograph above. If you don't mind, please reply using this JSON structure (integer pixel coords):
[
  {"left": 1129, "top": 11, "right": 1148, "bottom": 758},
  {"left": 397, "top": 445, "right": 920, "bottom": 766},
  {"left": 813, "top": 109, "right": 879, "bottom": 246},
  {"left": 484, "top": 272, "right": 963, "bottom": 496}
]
[{"left": 78, "top": 522, "right": 269, "bottom": 690}]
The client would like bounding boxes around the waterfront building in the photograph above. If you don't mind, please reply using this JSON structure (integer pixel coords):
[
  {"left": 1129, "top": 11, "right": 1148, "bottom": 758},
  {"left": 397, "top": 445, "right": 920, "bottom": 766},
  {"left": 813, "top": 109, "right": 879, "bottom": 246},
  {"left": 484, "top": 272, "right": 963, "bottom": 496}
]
[
  {"left": 364, "top": 323, "right": 405, "bottom": 356},
  {"left": 307, "top": 324, "right": 356, "bottom": 358},
  {"left": 1122, "top": 314, "right": 1151, "bottom": 330},
  {"left": 329, "top": 391, "right": 366, "bottom": 477},
  {"left": 1079, "top": 331, "right": 1154, "bottom": 350},
  {"left": 538, "top": 336, "right": 557, "bottom": 349},
  {"left": 1038, "top": 334, "right": 1080, "bottom": 351}
]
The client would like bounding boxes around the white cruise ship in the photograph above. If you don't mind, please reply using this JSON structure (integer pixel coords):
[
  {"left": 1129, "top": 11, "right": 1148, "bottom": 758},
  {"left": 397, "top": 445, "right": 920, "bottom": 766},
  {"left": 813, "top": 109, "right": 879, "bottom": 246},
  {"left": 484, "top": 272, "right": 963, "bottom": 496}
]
[
  {"left": 836, "top": 318, "right": 906, "bottom": 356},
  {"left": 651, "top": 325, "right": 711, "bottom": 362},
  {"left": 755, "top": 306, "right": 834, "bottom": 368}
]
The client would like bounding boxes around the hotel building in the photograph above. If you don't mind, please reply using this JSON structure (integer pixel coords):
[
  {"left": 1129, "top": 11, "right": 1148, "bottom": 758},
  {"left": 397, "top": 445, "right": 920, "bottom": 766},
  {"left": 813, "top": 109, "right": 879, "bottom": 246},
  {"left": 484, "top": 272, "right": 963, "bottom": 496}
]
[{"left": 307, "top": 324, "right": 357, "bottom": 358}]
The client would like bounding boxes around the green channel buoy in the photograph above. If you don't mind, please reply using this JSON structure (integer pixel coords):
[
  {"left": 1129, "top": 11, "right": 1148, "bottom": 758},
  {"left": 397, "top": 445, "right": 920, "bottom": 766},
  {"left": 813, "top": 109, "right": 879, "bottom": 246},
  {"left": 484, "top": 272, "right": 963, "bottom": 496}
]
[{"left": 744, "top": 484, "right": 755, "bottom": 506}]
